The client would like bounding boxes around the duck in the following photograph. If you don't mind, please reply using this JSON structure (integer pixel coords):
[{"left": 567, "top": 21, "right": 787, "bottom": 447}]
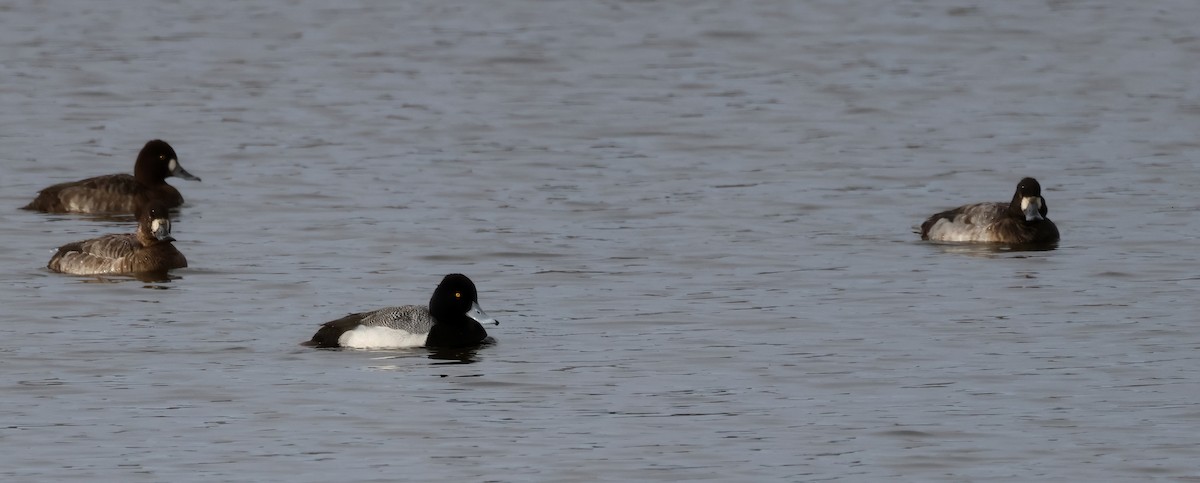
[
  {"left": 23, "top": 140, "right": 200, "bottom": 214},
  {"left": 305, "top": 274, "right": 500, "bottom": 349},
  {"left": 920, "top": 177, "right": 1060, "bottom": 244},
  {"left": 47, "top": 203, "right": 188, "bottom": 275}
]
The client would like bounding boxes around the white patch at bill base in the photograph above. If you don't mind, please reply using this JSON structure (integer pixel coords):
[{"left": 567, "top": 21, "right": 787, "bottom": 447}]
[
  {"left": 150, "top": 218, "right": 172, "bottom": 240},
  {"left": 1020, "top": 196, "right": 1044, "bottom": 221}
]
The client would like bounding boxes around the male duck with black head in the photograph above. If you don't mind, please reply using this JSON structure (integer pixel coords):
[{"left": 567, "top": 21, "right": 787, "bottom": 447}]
[
  {"left": 305, "top": 274, "right": 500, "bottom": 349},
  {"left": 920, "top": 177, "right": 1060, "bottom": 245},
  {"left": 47, "top": 203, "right": 187, "bottom": 276},
  {"left": 24, "top": 140, "right": 200, "bottom": 214}
]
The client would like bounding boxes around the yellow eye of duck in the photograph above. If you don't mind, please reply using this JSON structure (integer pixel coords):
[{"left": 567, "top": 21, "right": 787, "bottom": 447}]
[{"left": 455, "top": 292, "right": 462, "bottom": 299}]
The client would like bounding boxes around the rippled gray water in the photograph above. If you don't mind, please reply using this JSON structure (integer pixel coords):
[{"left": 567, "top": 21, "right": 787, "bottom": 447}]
[{"left": 3, "top": 0, "right": 1199, "bottom": 481}]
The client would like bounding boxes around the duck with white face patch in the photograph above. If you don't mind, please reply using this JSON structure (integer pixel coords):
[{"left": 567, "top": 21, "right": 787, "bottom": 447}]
[
  {"left": 23, "top": 139, "right": 201, "bottom": 214},
  {"left": 919, "top": 177, "right": 1060, "bottom": 244},
  {"left": 47, "top": 203, "right": 188, "bottom": 275}
]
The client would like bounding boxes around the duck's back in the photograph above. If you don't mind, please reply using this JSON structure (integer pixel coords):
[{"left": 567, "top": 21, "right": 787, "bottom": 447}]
[
  {"left": 306, "top": 305, "right": 436, "bottom": 348},
  {"left": 48, "top": 233, "right": 140, "bottom": 274},
  {"left": 24, "top": 174, "right": 183, "bottom": 214},
  {"left": 47, "top": 234, "right": 186, "bottom": 275},
  {"left": 920, "top": 202, "right": 1008, "bottom": 242}
]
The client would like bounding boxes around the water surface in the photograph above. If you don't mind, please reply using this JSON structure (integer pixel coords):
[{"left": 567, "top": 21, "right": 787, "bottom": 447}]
[{"left": 2, "top": 0, "right": 1199, "bottom": 481}]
